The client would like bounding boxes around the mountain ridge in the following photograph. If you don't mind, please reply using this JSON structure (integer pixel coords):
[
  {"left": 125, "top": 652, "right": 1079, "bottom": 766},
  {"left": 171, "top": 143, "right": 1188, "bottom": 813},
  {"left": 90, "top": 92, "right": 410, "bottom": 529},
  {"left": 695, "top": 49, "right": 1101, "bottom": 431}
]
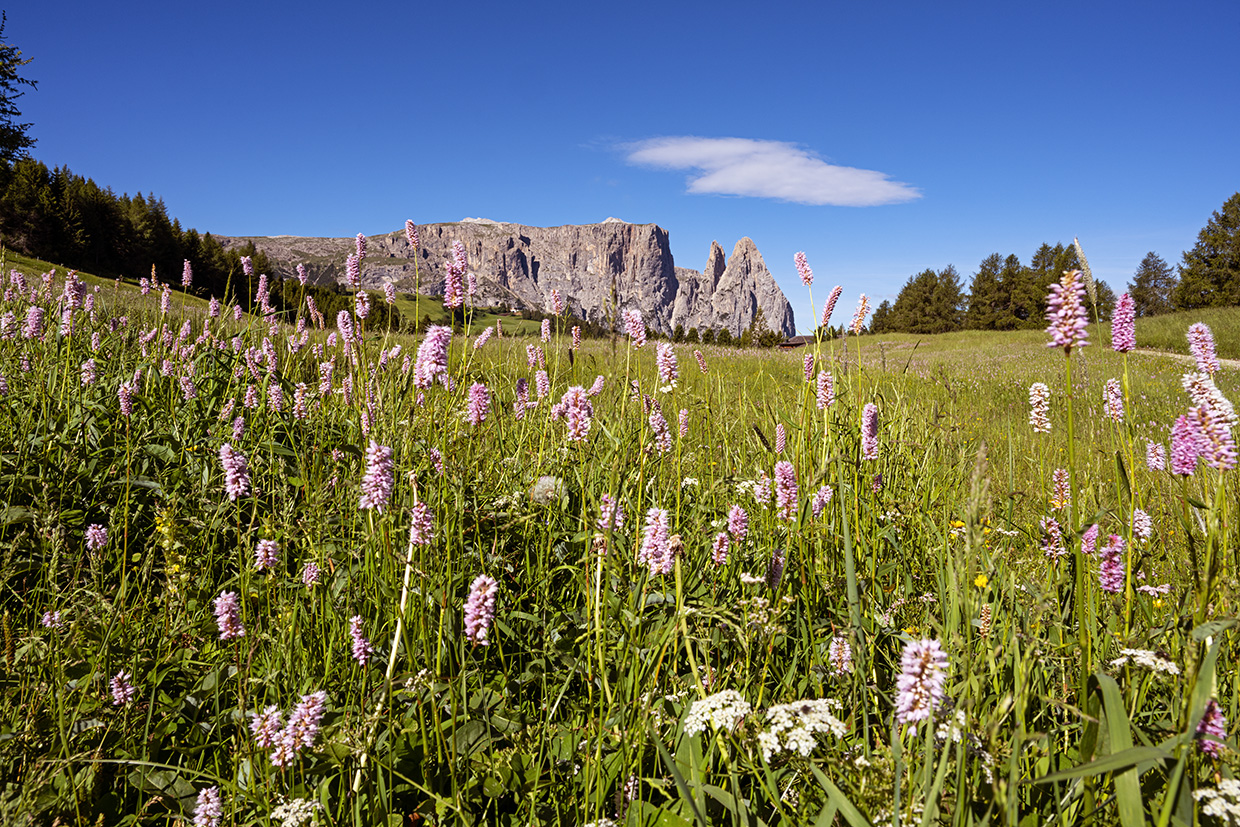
[{"left": 216, "top": 219, "right": 795, "bottom": 338}]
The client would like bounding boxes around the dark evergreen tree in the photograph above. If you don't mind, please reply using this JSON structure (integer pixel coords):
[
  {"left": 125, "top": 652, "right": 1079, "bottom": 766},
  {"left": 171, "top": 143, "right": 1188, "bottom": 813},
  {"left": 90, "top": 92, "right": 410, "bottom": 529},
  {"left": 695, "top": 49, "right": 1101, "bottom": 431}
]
[
  {"left": 885, "top": 266, "right": 963, "bottom": 334},
  {"left": 1173, "top": 193, "right": 1240, "bottom": 309},
  {"left": 1128, "top": 252, "right": 1176, "bottom": 316},
  {"left": 965, "top": 254, "right": 1005, "bottom": 330},
  {"left": 1007, "top": 243, "right": 1079, "bottom": 329},
  {"left": 869, "top": 300, "right": 893, "bottom": 333},
  {"left": 1095, "top": 280, "right": 1116, "bottom": 321},
  {"left": 0, "top": 12, "right": 36, "bottom": 163},
  {"left": 927, "top": 264, "right": 965, "bottom": 333}
]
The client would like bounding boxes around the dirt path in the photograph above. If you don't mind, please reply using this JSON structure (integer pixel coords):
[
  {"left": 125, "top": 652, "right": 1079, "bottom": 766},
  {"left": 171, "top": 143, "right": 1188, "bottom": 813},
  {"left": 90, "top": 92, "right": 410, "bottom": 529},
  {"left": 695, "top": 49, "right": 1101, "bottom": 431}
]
[{"left": 1131, "top": 348, "right": 1240, "bottom": 371}]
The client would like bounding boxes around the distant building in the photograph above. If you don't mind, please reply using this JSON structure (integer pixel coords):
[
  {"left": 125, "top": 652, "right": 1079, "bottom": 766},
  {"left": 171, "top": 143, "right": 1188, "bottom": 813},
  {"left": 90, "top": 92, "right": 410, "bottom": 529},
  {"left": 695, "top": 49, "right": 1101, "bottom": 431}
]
[{"left": 779, "top": 335, "right": 814, "bottom": 349}]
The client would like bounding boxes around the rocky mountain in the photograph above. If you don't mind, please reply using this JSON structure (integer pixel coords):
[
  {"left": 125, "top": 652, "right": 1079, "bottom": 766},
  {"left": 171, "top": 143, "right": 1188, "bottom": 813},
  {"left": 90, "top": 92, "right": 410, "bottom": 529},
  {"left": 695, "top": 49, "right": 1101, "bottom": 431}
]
[{"left": 217, "top": 220, "right": 795, "bottom": 338}]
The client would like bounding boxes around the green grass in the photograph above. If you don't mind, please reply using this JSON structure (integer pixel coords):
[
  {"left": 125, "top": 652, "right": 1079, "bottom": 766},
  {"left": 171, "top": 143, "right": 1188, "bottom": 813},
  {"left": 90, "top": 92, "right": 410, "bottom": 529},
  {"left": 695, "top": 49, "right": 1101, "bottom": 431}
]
[
  {"left": 1134, "top": 306, "right": 1240, "bottom": 359},
  {"left": 2, "top": 269, "right": 1239, "bottom": 826}
]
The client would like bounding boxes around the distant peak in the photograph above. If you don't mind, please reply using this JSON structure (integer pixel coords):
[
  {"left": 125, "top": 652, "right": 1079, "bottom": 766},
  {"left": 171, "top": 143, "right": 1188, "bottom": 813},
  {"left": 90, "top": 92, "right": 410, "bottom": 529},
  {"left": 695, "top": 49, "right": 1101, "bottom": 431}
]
[
  {"left": 602, "top": 216, "right": 628, "bottom": 224},
  {"left": 460, "top": 217, "right": 503, "bottom": 224}
]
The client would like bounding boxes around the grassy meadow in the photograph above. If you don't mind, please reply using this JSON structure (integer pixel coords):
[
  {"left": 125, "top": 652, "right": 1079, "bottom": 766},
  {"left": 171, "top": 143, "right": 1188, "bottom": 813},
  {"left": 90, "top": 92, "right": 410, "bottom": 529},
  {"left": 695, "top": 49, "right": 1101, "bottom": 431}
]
[{"left": 1, "top": 261, "right": 1239, "bottom": 826}]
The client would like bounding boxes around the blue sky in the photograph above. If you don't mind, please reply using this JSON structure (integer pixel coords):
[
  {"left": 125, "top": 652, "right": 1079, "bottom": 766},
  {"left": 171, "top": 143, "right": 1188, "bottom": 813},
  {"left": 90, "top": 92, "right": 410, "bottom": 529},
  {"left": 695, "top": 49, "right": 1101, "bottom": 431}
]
[{"left": 11, "top": 0, "right": 1240, "bottom": 332}]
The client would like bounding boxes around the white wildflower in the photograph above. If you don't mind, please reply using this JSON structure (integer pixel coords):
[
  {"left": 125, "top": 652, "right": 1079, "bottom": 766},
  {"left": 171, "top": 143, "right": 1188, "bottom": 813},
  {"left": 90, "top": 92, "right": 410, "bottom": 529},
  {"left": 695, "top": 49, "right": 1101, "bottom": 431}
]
[
  {"left": 1195, "top": 779, "right": 1240, "bottom": 826},
  {"left": 758, "top": 699, "right": 846, "bottom": 761},
  {"left": 683, "top": 690, "right": 752, "bottom": 736},
  {"left": 935, "top": 709, "right": 967, "bottom": 744},
  {"left": 1110, "top": 648, "right": 1180, "bottom": 675},
  {"left": 271, "top": 797, "right": 322, "bottom": 827}
]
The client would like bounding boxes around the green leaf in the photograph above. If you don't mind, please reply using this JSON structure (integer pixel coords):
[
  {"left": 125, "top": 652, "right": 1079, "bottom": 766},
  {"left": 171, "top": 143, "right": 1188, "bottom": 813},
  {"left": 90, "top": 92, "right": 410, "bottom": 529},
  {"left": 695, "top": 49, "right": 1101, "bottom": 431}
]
[
  {"left": 808, "top": 764, "right": 870, "bottom": 827},
  {"left": 1068, "top": 673, "right": 1151, "bottom": 827},
  {"left": 1191, "top": 619, "right": 1237, "bottom": 641},
  {"left": 650, "top": 724, "right": 708, "bottom": 826},
  {"left": 1031, "top": 745, "right": 1170, "bottom": 784}
]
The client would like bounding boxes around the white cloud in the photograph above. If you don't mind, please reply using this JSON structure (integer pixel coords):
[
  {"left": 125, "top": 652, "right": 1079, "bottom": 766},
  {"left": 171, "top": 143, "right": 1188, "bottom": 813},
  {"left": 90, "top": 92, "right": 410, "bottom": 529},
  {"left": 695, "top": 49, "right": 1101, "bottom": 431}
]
[{"left": 623, "top": 136, "right": 920, "bottom": 207}]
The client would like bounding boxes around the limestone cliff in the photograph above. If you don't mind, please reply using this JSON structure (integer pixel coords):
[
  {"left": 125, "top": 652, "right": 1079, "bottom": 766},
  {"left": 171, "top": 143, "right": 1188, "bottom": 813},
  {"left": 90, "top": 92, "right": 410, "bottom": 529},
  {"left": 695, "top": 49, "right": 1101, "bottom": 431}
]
[{"left": 218, "top": 220, "right": 795, "bottom": 338}]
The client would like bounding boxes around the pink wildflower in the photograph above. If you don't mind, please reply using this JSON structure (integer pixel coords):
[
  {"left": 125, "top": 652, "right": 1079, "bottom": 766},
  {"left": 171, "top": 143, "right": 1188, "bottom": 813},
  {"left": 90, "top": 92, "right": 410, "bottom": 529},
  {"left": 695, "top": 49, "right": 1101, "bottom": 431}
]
[
  {"left": 822, "top": 285, "right": 843, "bottom": 328},
  {"left": 829, "top": 635, "right": 854, "bottom": 676},
  {"left": 774, "top": 460, "right": 798, "bottom": 520},
  {"left": 466, "top": 382, "right": 491, "bottom": 426},
  {"left": 464, "top": 574, "right": 498, "bottom": 646},
  {"left": 219, "top": 443, "right": 250, "bottom": 501},
  {"left": 1198, "top": 698, "right": 1228, "bottom": 757},
  {"left": 794, "top": 251, "right": 813, "bottom": 287},
  {"left": 638, "top": 507, "right": 672, "bottom": 575},
  {"left": 895, "top": 639, "right": 948, "bottom": 725},
  {"left": 850, "top": 294, "right": 870, "bottom": 335},
  {"left": 1146, "top": 441, "right": 1166, "bottom": 472},
  {"left": 561, "top": 386, "right": 593, "bottom": 441},
  {"left": 656, "top": 342, "right": 678, "bottom": 385},
  {"left": 811, "top": 485, "right": 833, "bottom": 519},
  {"left": 1111, "top": 293, "right": 1135, "bottom": 353},
  {"left": 1050, "top": 469, "right": 1070, "bottom": 510},
  {"left": 1045, "top": 270, "right": 1089, "bottom": 353},
  {"left": 251, "top": 706, "right": 283, "bottom": 749},
  {"left": 193, "top": 787, "right": 222, "bottom": 827},
  {"left": 214, "top": 591, "right": 245, "bottom": 640},
  {"left": 255, "top": 539, "right": 279, "bottom": 571},
  {"left": 727, "top": 505, "right": 749, "bottom": 542},
  {"left": 861, "top": 403, "right": 879, "bottom": 460},
  {"left": 1081, "top": 523, "right": 1099, "bottom": 556},
  {"left": 1099, "top": 534, "right": 1125, "bottom": 593},
  {"left": 359, "top": 441, "right": 395, "bottom": 512},
  {"left": 711, "top": 532, "right": 729, "bottom": 566},
  {"left": 1188, "top": 322, "right": 1220, "bottom": 375},
  {"left": 817, "top": 371, "right": 834, "bottom": 409},
  {"left": 648, "top": 407, "right": 672, "bottom": 454},
  {"left": 412, "top": 326, "right": 452, "bottom": 390},
  {"left": 1104, "top": 378, "right": 1124, "bottom": 422},
  {"left": 623, "top": 309, "right": 646, "bottom": 348},
  {"left": 111, "top": 670, "right": 136, "bottom": 706},
  {"left": 409, "top": 502, "right": 435, "bottom": 545},
  {"left": 85, "top": 524, "right": 108, "bottom": 552},
  {"left": 597, "top": 494, "right": 625, "bottom": 532},
  {"left": 349, "top": 615, "right": 373, "bottom": 665},
  {"left": 1171, "top": 414, "right": 1200, "bottom": 476},
  {"left": 1189, "top": 403, "right": 1237, "bottom": 470}
]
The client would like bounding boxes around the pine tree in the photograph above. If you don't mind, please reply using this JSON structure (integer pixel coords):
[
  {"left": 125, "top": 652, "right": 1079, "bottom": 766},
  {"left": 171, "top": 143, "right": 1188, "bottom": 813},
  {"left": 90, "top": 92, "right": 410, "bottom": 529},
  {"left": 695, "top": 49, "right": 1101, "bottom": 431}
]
[
  {"left": 1094, "top": 280, "right": 1116, "bottom": 321},
  {"left": 965, "top": 254, "right": 1004, "bottom": 330},
  {"left": 0, "top": 12, "right": 36, "bottom": 163},
  {"left": 1173, "top": 192, "right": 1240, "bottom": 309},
  {"left": 1128, "top": 252, "right": 1176, "bottom": 316},
  {"left": 869, "top": 300, "right": 893, "bottom": 333}
]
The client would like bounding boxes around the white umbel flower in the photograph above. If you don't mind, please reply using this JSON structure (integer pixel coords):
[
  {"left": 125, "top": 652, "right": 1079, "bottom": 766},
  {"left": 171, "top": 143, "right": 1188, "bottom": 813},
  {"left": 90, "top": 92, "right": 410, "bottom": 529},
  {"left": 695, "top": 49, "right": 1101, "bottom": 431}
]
[
  {"left": 758, "top": 699, "right": 846, "bottom": 761},
  {"left": 683, "top": 690, "right": 752, "bottom": 736}
]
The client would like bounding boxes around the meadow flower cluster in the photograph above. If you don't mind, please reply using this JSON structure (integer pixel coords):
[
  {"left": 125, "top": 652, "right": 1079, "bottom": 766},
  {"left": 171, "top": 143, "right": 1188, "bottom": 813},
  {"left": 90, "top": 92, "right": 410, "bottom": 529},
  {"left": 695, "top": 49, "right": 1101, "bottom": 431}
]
[{"left": 3, "top": 251, "right": 1236, "bottom": 827}]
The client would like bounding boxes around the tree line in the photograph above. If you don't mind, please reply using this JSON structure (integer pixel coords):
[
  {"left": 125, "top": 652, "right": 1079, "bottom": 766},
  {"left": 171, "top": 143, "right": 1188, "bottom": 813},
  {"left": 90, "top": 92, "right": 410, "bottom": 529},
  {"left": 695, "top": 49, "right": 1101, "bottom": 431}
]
[
  {"left": 866, "top": 191, "right": 1240, "bottom": 335},
  {"left": 0, "top": 158, "right": 400, "bottom": 329}
]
